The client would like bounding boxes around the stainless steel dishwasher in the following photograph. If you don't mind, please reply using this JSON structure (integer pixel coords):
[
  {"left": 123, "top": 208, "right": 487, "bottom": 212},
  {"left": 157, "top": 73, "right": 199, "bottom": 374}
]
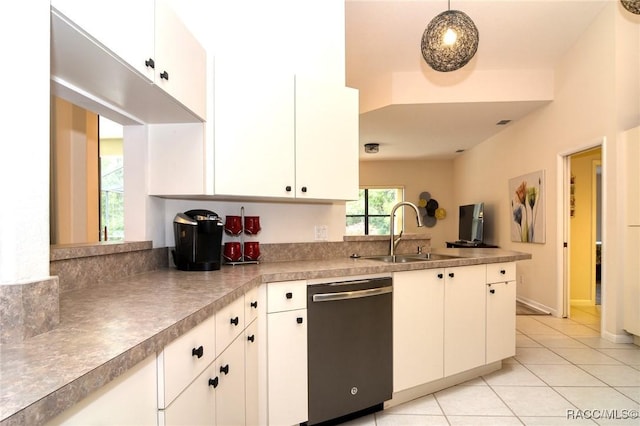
[{"left": 306, "top": 276, "right": 393, "bottom": 425}]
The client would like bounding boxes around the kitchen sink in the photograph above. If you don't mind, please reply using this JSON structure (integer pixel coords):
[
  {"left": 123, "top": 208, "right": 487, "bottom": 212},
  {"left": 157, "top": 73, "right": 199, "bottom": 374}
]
[{"left": 364, "top": 253, "right": 460, "bottom": 263}]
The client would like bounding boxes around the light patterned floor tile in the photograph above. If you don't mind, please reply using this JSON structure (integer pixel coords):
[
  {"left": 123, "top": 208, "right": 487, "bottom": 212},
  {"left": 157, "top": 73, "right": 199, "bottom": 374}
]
[
  {"left": 574, "top": 337, "right": 638, "bottom": 350},
  {"left": 525, "top": 364, "right": 607, "bottom": 387},
  {"left": 520, "top": 416, "right": 597, "bottom": 425},
  {"left": 515, "top": 347, "right": 571, "bottom": 365},
  {"left": 578, "top": 365, "right": 640, "bottom": 387},
  {"left": 530, "top": 334, "right": 590, "bottom": 349},
  {"left": 553, "top": 386, "right": 640, "bottom": 413},
  {"left": 447, "top": 415, "right": 523, "bottom": 425},
  {"left": 384, "top": 394, "right": 443, "bottom": 416},
  {"left": 550, "top": 348, "right": 622, "bottom": 365},
  {"left": 434, "top": 385, "right": 512, "bottom": 416},
  {"left": 543, "top": 324, "right": 601, "bottom": 337},
  {"left": 375, "top": 413, "right": 449, "bottom": 425},
  {"left": 491, "top": 386, "right": 575, "bottom": 417},
  {"left": 614, "top": 387, "right": 640, "bottom": 403},
  {"left": 597, "top": 348, "right": 640, "bottom": 366},
  {"left": 517, "top": 334, "right": 543, "bottom": 348},
  {"left": 483, "top": 363, "right": 547, "bottom": 386}
]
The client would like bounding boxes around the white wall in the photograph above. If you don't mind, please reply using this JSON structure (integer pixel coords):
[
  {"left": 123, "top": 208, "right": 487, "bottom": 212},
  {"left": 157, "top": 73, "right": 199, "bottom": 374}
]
[
  {"left": 0, "top": 2, "right": 51, "bottom": 284},
  {"left": 453, "top": 3, "right": 639, "bottom": 340}
]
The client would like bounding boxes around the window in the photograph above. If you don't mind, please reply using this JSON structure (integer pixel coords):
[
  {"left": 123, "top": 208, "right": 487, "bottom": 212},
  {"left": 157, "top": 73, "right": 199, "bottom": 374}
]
[
  {"left": 99, "top": 116, "right": 124, "bottom": 241},
  {"left": 346, "top": 188, "right": 403, "bottom": 235}
]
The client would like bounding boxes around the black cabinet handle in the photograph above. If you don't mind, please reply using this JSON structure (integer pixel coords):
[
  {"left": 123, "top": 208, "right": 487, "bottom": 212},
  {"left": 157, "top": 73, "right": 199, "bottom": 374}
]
[
  {"left": 247, "top": 334, "right": 255, "bottom": 343},
  {"left": 286, "top": 292, "right": 293, "bottom": 299},
  {"left": 301, "top": 186, "right": 308, "bottom": 193},
  {"left": 208, "top": 377, "right": 218, "bottom": 388},
  {"left": 285, "top": 186, "right": 292, "bottom": 192},
  {"left": 500, "top": 269, "right": 506, "bottom": 275},
  {"left": 220, "top": 364, "right": 229, "bottom": 375},
  {"left": 230, "top": 316, "right": 239, "bottom": 326},
  {"left": 160, "top": 71, "right": 169, "bottom": 80},
  {"left": 250, "top": 301, "right": 258, "bottom": 309},
  {"left": 490, "top": 289, "right": 496, "bottom": 294},
  {"left": 145, "top": 58, "right": 155, "bottom": 69},
  {"left": 449, "top": 272, "right": 455, "bottom": 278},
  {"left": 437, "top": 273, "right": 444, "bottom": 279},
  {"left": 297, "top": 317, "right": 303, "bottom": 324},
  {"left": 192, "top": 345, "right": 204, "bottom": 359}
]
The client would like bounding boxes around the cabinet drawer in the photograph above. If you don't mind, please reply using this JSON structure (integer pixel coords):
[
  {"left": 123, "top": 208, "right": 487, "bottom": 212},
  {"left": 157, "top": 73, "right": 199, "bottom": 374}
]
[
  {"left": 486, "top": 262, "right": 515, "bottom": 283},
  {"left": 245, "top": 286, "right": 260, "bottom": 325},
  {"left": 158, "top": 315, "right": 216, "bottom": 408},
  {"left": 267, "top": 280, "right": 307, "bottom": 313},
  {"left": 216, "top": 295, "right": 245, "bottom": 356}
]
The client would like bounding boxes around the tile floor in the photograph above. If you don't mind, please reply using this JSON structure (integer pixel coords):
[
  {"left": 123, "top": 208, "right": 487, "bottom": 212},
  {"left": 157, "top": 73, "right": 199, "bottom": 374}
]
[{"left": 341, "top": 307, "right": 639, "bottom": 425}]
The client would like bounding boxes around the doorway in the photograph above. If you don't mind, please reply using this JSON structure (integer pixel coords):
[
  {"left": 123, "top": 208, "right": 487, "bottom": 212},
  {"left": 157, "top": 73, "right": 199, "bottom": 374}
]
[{"left": 562, "top": 144, "right": 603, "bottom": 331}]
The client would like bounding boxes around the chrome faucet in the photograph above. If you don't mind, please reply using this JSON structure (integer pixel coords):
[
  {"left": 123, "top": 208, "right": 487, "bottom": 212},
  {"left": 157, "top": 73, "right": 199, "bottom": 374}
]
[{"left": 389, "top": 201, "right": 425, "bottom": 256}]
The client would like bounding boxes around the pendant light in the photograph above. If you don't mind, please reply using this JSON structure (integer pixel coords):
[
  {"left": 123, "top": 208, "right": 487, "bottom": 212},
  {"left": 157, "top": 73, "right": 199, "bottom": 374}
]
[
  {"left": 421, "top": 0, "right": 479, "bottom": 72},
  {"left": 621, "top": 0, "right": 640, "bottom": 15}
]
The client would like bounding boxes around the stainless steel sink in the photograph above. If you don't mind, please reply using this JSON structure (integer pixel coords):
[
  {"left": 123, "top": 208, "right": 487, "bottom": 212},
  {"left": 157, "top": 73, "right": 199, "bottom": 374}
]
[{"left": 364, "top": 253, "right": 460, "bottom": 263}]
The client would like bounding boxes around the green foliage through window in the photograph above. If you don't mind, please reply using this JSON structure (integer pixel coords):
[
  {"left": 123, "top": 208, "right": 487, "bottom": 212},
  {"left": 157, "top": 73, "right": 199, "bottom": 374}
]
[{"left": 346, "top": 188, "right": 403, "bottom": 235}]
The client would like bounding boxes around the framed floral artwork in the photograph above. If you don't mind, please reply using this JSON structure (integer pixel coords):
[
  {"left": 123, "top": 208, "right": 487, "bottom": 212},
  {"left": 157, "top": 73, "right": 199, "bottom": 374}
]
[{"left": 509, "top": 170, "right": 545, "bottom": 243}]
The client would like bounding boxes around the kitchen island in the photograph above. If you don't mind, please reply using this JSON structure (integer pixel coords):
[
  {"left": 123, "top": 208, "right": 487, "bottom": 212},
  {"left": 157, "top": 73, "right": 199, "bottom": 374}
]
[{"left": 0, "top": 248, "right": 530, "bottom": 425}]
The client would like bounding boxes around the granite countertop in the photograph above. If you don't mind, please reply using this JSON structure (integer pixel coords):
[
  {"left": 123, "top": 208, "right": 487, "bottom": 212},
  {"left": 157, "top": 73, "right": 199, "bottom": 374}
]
[{"left": 0, "top": 248, "right": 530, "bottom": 425}]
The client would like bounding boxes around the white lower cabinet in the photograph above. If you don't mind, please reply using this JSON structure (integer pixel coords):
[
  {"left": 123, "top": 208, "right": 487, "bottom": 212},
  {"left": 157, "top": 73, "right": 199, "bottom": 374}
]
[
  {"left": 443, "top": 264, "right": 487, "bottom": 376},
  {"left": 45, "top": 354, "right": 157, "bottom": 426},
  {"left": 486, "top": 263, "right": 517, "bottom": 364},
  {"left": 264, "top": 281, "right": 308, "bottom": 426},
  {"left": 215, "top": 333, "right": 246, "bottom": 426},
  {"left": 161, "top": 361, "right": 217, "bottom": 425},
  {"left": 393, "top": 268, "right": 444, "bottom": 392},
  {"left": 245, "top": 320, "right": 260, "bottom": 426}
]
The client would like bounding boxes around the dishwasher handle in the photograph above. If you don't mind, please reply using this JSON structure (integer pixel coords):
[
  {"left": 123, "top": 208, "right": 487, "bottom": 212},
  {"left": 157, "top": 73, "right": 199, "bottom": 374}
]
[{"left": 312, "top": 285, "right": 392, "bottom": 302}]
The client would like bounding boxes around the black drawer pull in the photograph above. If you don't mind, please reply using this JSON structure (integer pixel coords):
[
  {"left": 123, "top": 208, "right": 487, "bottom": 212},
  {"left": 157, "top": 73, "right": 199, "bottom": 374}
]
[
  {"left": 286, "top": 292, "right": 293, "bottom": 299},
  {"left": 500, "top": 269, "right": 506, "bottom": 275},
  {"left": 437, "top": 273, "right": 444, "bottom": 279},
  {"left": 297, "top": 317, "right": 303, "bottom": 324},
  {"left": 220, "top": 364, "right": 229, "bottom": 375},
  {"left": 230, "top": 316, "right": 239, "bottom": 326},
  {"left": 250, "top": 301, "right": 258, "bottom": 308},
  {"left": 285, "top": 185, "right": 292, "bottom": 192},
  {"left": 490, "top": 289, "right": 496, "bottom": 294},
  {"left": 192, "top": 345, "right": 204, "bottom": 359},
  {"left": 208, "top": 377, "right": 218, "bottom": 388},
  {"left": 145, "top": 58, "right": 155, "bottom": 69},
  {"left": 449, "top": 272, "right": 455, "bottom": 278},
  {"left": 160, "top": 70, "right": 169, "bottom": 80},
  {"left": 301, "top": 186, "right": 308, "bottom": 193},
  {"left": 247, "top": 334, "right": 255, "bottom": 343}
]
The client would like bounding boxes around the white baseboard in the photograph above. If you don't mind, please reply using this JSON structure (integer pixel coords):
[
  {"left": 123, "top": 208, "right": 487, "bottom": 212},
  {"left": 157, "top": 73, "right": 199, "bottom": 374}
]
[
  {"left": 602, "top": 329, "right": 635, "bottom": 344},
  {"left": 516, "top": 296, "right": 555, "bottom": 316}
]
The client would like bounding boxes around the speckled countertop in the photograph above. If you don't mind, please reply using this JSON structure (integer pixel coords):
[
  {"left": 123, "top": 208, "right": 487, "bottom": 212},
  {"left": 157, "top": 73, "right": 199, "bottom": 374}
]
[{"left": 0, "top": 248, "right": 531, "bottom": 425}]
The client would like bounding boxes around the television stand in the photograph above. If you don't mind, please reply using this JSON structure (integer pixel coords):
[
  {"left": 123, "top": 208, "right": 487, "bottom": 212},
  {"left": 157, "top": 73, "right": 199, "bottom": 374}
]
[{"left": 446, "top": 241, "right": 498, "bottom": 248}]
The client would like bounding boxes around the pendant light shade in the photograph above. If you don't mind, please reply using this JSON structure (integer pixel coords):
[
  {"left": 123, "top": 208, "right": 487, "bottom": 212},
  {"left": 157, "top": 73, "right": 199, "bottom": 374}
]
[
  {"left": 621, "top": 0, "right": 640, "bottom": 15},
  {"left": 421, "top": 9, "right": 479, "bottom": 72}
]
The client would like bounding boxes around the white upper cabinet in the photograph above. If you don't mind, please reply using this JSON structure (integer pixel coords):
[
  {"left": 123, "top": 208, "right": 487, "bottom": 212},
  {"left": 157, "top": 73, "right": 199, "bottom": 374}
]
[
  {"left": 213, "top": 61, "right": 296, "bottom": 198},
  {"left": 295, "top": 77, "right": 359, "bottom": 201},
  {"left": 50, "top": 0, "right": 206, "bottom": 123}
]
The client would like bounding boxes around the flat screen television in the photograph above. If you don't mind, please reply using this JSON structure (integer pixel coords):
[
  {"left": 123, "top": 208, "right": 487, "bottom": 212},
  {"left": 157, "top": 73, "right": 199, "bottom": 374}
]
[{"left": 458, "top": 203, "right": 484, "bottom": 244}]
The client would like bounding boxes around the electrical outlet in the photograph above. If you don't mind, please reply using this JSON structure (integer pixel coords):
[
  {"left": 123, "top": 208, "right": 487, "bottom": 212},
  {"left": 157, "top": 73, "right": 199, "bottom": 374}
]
[{"left": 314, "top": 225, "right": 328, "bottom": 241}]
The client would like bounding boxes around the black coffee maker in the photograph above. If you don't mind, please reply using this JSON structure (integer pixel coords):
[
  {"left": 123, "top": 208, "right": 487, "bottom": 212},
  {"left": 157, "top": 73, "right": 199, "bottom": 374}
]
[{"left": 172, "top": 209, "right": 223, "bottom": 271}]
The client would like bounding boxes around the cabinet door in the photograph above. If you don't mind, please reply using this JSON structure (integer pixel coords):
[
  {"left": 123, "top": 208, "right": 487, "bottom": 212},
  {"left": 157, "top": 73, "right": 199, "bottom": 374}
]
[
  {"left": 158, "top": 315, "right": 216, "bottom": 408},
  {"left": 268, "top": 309, "right": 308, "bottom": 426},
  {"left": 624, "top": 226, "right": 640, "bottom": 336},
  {"left": 295, "top": 77, "right": 359, "bottom": 201},
  {"left": 444, "top": 265, "right": 487, "bottom": 376},
  {"left": 216, "top": 295, "right": 245, "bottom": 356},
  {"left": 51, "top": 0, "right": 155, "bottom": 82},
  {"left": 393, "top": 269, "right": 444, "bottom": 392},
  {"left": 161, "top": 360, "right": 217, "bottom": 426},
  {"left": 245, "top": 320, "right": 260, "bottom": 426},
  {"left": 214, "top": 58, "right": 295, "bottom": 198},
  {"left": 154, "top": 0, "right": 206, "bottom": 119},
  {"left": 486, "top": 281, "right": 516, "bottom": 363},
  {"left": 216, "top": 334, "right": 246, "bottom": 426}
]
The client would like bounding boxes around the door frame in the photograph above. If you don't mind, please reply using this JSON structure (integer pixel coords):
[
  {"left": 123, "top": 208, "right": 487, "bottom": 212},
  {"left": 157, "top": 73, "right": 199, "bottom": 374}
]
[{"left": 557, "top": 137, "right": 606, "bottom": 322}]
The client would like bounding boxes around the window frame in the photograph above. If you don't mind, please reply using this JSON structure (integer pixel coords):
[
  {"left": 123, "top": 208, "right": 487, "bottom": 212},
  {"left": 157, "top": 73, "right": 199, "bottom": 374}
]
[{"left": 346, "top": 187, "right": 404, "bottom": 236}]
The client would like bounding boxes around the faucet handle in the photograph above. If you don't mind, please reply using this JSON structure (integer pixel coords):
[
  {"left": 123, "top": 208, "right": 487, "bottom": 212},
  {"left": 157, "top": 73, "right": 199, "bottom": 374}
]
[{"left": 417, "top": 246, "right": 423, "bottom": 254}]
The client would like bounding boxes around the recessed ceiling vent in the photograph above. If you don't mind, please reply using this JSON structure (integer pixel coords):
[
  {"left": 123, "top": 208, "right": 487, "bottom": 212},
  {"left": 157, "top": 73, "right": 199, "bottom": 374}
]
[{"left": 496, "top": 119, "right": 512, "bottom": 125}]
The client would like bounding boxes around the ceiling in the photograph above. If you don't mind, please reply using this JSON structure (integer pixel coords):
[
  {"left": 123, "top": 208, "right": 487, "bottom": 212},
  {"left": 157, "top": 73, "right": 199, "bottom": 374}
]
[{"left": 345, "top": 0, "right": 610, "bottom": 161}]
